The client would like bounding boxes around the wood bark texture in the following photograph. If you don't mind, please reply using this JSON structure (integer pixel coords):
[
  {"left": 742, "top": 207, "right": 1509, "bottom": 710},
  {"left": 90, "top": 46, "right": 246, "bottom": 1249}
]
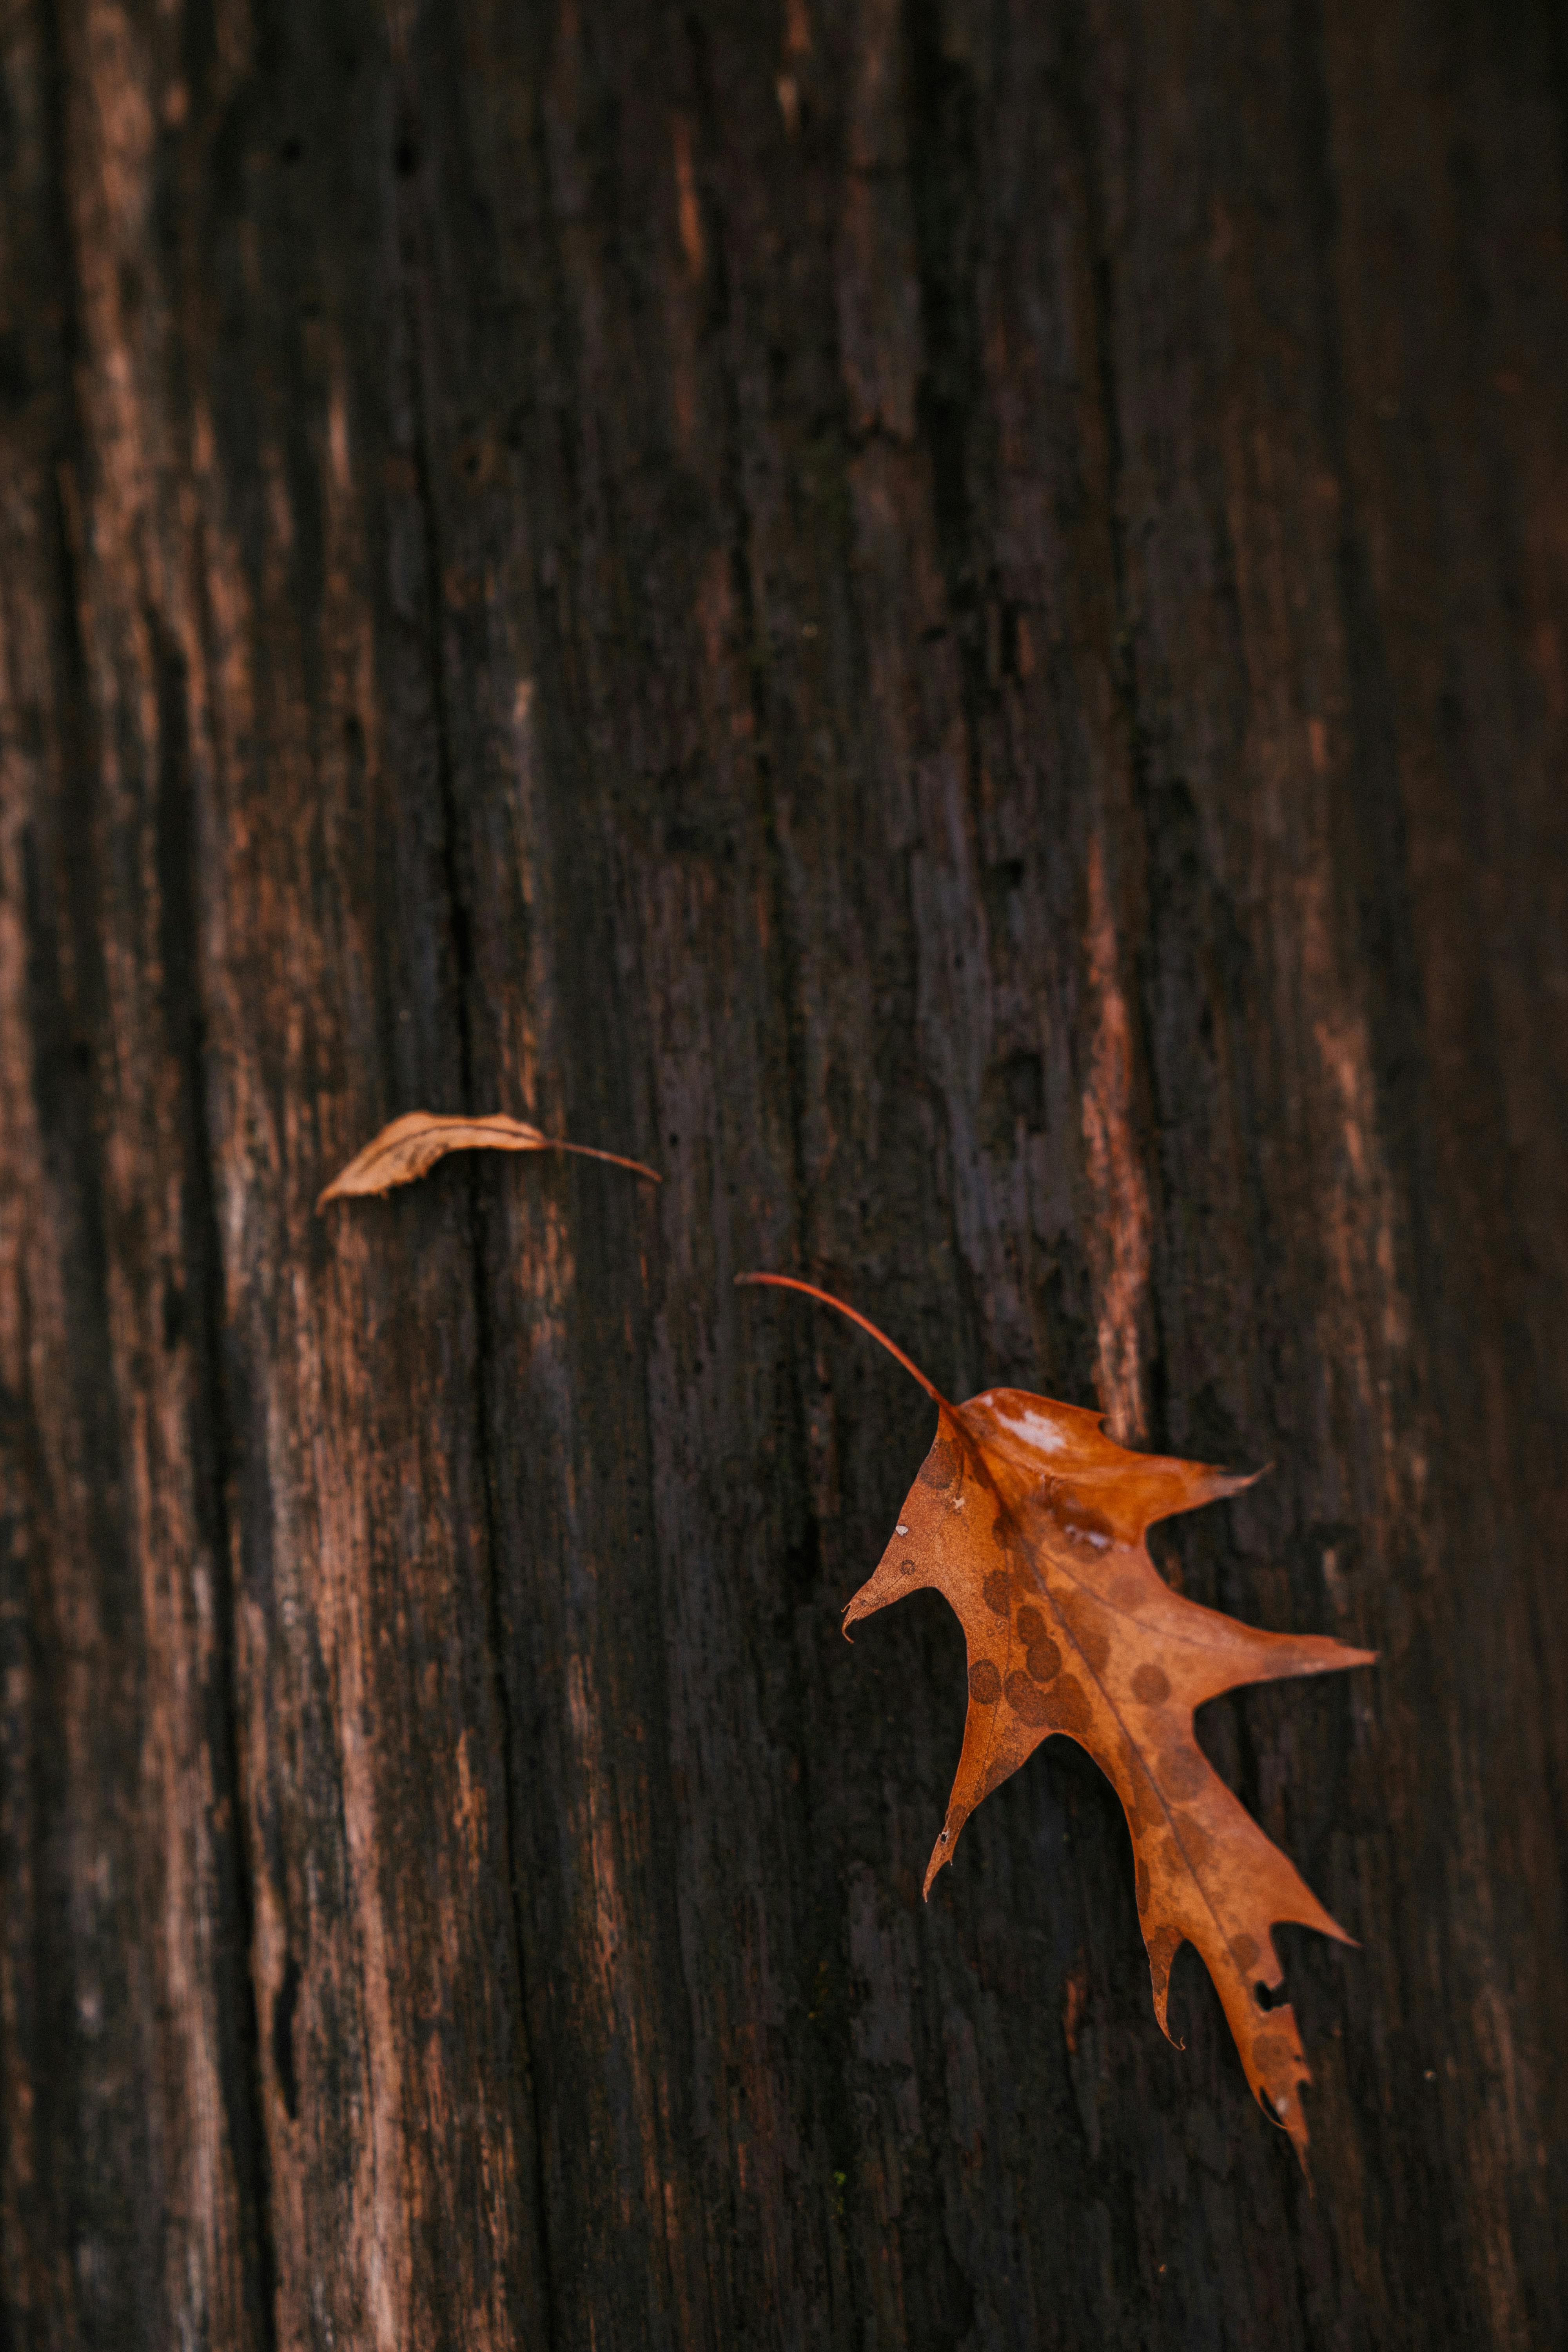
[{"left": 2, "top": 1, "right": 1565, "bottom": 2347}]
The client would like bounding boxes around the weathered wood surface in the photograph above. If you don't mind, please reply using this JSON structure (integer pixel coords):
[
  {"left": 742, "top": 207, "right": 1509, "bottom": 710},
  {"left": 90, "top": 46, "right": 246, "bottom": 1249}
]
[{"left": 2, "top": 1, "right": 1565, "bottom": 2345}]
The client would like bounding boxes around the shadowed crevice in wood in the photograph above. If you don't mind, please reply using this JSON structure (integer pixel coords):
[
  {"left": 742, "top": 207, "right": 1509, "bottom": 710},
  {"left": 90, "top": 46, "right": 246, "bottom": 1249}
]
[
  {"left": 1053, "top": 5, "right": 1168, "bottom": 1458},
  {"left": 679, "top": 58, "right": 874, "bottom": 2330},
  {"left": 1303, "top": 20, "right": 1568, "bottom": 2323},
  {"left": 1318, "top": 0, "right": 1568, "bottom": 1933},
  {"left": 16, "top": 754, "right": 151, "bottom": 2328},
  {"left": 389, "top": 36, "right": 559, "bottom": 2343},
  {"left": 467, "top": 1233, "right": 560, "bottom": 2350},
  {"left": 149, "top": 607, "right": 282, "bottom": 2352},
  {"left": 7, "top": 34, "right": 157, "bottom": 2317},
  {"left": 904, "top": 0, "right": 994, "bottom": 1406},
  {"left": 687, "top": 13, "right": 815, "bottom": 1274}
]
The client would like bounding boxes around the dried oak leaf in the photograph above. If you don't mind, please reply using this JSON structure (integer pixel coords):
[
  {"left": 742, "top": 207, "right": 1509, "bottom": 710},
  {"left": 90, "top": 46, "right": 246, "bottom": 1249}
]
[
  {"left": 739, "top": 1273, "right": 1374, "bottom": 2167},
  {"left": 318, "top": 1111, "right": 659, "bottom": 1212}
]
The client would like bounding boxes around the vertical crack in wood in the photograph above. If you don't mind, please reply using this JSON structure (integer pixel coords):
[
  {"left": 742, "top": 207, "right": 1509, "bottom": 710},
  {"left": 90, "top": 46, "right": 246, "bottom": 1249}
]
[
  {"left": 391, "top": 38, "right": 560, "bottom": 2341},
  {"left": 7, "top": 11, "right": 278, "bottom": 2333},
  {"left": 681, "top": 16, "right": 872, "bottom": 2330},
  {"left": 151, "top": 611, "right": 282, "bottom": 2352},
  {"left": 686, "top": 22, "right": 812, "bottom": 1256},
  {"left": 905, "top": 0, "right": 991, "bottom": 1392},
  {"left": 1292, "top": 3, "right": 1557, "bottom": 2328},
  {"left": 1055, "top": 8, "right": 1169, "bottom": 1453},
  {"left": 14, "top": 476, "right": 151, "bottom": 2344}
]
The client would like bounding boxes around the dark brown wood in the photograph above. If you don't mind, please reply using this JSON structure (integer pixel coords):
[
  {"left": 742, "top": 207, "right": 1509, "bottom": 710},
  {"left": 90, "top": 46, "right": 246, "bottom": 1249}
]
[{"left": 2, "top": 1, "right": 1565, "bottom": 2345}]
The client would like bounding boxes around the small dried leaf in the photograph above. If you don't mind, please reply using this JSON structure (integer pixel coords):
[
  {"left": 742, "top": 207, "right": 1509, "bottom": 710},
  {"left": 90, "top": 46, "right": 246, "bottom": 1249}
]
[
  {"left": 317, "top": 1111, "right": 660, "bottom": 1211},
  {"left": 739, "top": 1271, "right": 1375, "bottom": 2171}
]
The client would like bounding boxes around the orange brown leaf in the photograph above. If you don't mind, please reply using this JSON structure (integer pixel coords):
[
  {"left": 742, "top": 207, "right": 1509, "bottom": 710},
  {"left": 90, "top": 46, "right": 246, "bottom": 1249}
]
[
  {"left": 317, "top": 1111, "right": 660, "bottom": 1211},
  {"left": 739, "top": 1272, "right": 1374, "bottom": 2167}
]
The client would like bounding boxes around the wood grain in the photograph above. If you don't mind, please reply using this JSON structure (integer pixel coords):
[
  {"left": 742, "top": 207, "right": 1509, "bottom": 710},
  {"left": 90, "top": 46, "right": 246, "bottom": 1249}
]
[{"left": 2, "top": 0, "right": 1564, "bottom": 2345}]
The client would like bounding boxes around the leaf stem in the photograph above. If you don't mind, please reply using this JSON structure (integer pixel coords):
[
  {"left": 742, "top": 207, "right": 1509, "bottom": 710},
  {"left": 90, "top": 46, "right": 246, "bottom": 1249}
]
[
  {"left": 546, "top": 1140, "right": 662, "bottom": 1181},
  {"left": 734, "top": 1273, "right": 949, "bottom": 1406}
]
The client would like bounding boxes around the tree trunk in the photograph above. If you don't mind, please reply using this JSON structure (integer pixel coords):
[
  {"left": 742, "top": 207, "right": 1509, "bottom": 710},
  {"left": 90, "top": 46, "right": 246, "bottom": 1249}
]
[{"left": 2, "top": 2, "right": 1565, "bottom": 2346}]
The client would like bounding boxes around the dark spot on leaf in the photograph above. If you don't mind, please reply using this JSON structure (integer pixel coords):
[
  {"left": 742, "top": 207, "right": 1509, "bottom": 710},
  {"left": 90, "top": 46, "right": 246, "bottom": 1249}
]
[
  {"left": 1004, "top": 1669, "right": 1053, "bottom": 1726},
  {"left": 1231, "top": 1933, "right": 1260, "bottom": 1972},
  {"left": 1252, "top": 2032, "right": 1289, "bottom": 2080},
  {"left": 918, "top": 1437, "right": 957, "bottom": 1489},
  {"left": 1025, "top": 1637, "right": 1061, "bottom": 1685},
  {"left": 1146, "top": 1926, "right": 1181, "bottom": 1997},
  {"left": 900, "top": 1557, "right": 918, "bottom": 1577},
  {"left": 1055, "top": 1586, "right": 1108, "bottom": 1657},
  {"left": 1123, "top": 1770, "right": 1155, "bottom": 1831},
  {"left": 1162, "top": 1744, "right": 1208, "bottom": 1800},
  {"left": 1136, "top": 1858, "right": 1151, "bottom": 1913},
  {"left": 1075, "top": 1624, "right": 1110, "bottom": 1673},
  {"left": 968, "top": 1659, "right": 1001, "bottom": 1704},
  {"left": 1016, "top": 1604, "right": 1047, "bottom": 1645},
  {"left": 982, "top": 1570, "right": 1011, "bottom": 1616},
  {"left": 1180, "top": 1815, "right": 1216, "bottom": 1866},
  {"left": 1131, "top": 1663, "right": 1170, "bottom": 1704},
  {"left": 1051, "top": 1676, "right": 1091, "bottom": 1733}
]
